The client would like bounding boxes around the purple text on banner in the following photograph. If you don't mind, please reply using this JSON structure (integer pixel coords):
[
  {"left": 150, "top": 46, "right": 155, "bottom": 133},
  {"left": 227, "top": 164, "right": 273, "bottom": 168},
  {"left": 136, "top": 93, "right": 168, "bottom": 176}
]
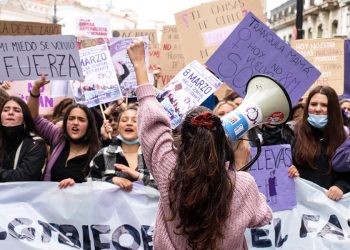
[
  {"left": 206, "top": 12, "right": 321, "bottom": 106},
  {"left": 342, "top": 40, "right": 350, "bottom": 99},
  {"left": 248, "top": 144, "right": 296, "bottom": 212}
]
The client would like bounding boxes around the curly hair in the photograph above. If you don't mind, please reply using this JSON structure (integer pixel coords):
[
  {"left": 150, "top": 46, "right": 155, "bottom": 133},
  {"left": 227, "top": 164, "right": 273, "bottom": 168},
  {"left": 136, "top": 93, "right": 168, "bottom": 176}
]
[{"left": 168, "top": 106, "right": 235, "bottom": 250}]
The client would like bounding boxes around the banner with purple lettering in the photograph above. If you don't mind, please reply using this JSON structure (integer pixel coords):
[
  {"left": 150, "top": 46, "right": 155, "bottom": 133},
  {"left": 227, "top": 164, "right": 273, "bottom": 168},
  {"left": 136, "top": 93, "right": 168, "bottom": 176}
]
[
  {"left": 249, "top": 144, "right": 296, "bottom": 212},
  {"left": 0, "top": 35, "right": 83, "bottom": 81},
  {"left": 206, "top": 12, "right": 321, "bottom": 105}
]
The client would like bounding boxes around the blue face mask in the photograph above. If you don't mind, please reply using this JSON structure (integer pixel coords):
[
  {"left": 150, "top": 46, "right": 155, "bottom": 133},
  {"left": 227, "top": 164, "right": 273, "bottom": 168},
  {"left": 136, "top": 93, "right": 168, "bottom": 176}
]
[
  {"left": 307, "top": 114, "right": 328, "bottom": 129},
  {"left": 117, "top": 135, "right": 139, "bottom": 145}
]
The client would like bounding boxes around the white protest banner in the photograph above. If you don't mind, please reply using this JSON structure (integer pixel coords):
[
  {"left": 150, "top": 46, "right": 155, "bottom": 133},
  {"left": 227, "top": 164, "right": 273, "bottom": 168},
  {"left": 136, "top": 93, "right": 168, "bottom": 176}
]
[
  {"left": 245, "top": 178, "right": 350, "bottom": 249},
  {"left": 156, "top": 60, "right": 222, "bottom": 128},
  {"left": 108, "top": 37, "right": 153, "bottom": 97},
  {"left": 7, "top": 80, "right": 65, "bottom": 116},
  {"left": 0, "top": 179, "right": 349, "bottom": 249},
  {"left": 0, "top": 181, "right": 158, "bottom": 249},
  {"left": 0, "top": 35, "right": 83, "bottom": 81},
  {"left": 71, "top": 43, "right": 123, "bottom": 107},
  {"left": 76, "top": 17, "right": 111, "bottom": 39}
]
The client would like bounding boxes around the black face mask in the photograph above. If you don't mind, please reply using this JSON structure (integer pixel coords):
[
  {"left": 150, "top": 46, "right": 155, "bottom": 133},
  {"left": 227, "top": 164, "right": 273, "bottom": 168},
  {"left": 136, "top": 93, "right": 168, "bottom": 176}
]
[{"left": 1, "top": 124, "right": 26, "bottom": 150}]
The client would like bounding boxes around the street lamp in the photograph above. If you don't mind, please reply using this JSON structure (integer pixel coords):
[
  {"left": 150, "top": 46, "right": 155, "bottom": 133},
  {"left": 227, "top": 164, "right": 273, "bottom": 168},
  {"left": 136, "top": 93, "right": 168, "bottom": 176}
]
[
  {"left": 52, "top": 0, "right": 58, "bottom": 24},
  {"left": 296, "top": 0, "right": 304, "bottom": 39}
]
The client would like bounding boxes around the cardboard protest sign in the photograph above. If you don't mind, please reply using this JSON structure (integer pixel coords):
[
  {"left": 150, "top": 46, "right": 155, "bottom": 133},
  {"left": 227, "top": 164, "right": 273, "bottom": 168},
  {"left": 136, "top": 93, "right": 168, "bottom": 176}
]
[
  {"left": 108, "top": 37, "right": 153, "bottom": 97},
  {"left": 71, "top": 43, "right": 123, "bottom": 108},
  {"left": 0, "top": 35, "right": 83, "bottom": 81},
  {"left": 291, "top": 38, "right": 347, "bottom": 96},
  {"left": 174, "top": 0, "right": 265, "bottom": 65},
  {"left": 159, "top": 25, "right": 186, "bottom": 88},
  {"left": 77, "top": 37, "right": 107, "bottom": 49},
  {"left": 112, "top": 29, "right": 160, "bottom": 71},
  {"left": 175, "top": 0, "right": 244, "bottom": 64},
  {"left": 206, "top": 12, "right": 321, "bottom": 106},
  {"left": 76, "top": 17, "right": 111, "bottom": 38},
  {"left": 0, "top": 20, "right": 61, "bottom": 35},
  {"left": 249, "top": 144, "right": 296, "bottom": 212},
  {"left": 7, "top": 80, "right": 65, "bottom": 116},
  {"left": 156, "top": 60, "right": 222, "bottom": 128}
]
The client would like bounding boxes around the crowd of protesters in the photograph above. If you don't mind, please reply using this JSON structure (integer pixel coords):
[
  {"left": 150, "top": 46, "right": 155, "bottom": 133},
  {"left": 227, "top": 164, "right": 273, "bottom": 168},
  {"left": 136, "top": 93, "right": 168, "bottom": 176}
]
[{"left": 1, "top": 39, "right": 350, "bottom": 249}]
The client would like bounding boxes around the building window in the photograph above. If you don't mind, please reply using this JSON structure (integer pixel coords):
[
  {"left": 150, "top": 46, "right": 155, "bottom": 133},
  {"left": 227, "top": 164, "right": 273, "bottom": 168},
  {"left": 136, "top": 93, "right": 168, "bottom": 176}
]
[
  {"left": 331, "top": 20, "right": 338, "bottom": 36},
  {"left": 317, "top": 24, "right": 323, "bottom": 38},
  {"left": 308, "top": 28, "right": 312, "bottom": 39}
]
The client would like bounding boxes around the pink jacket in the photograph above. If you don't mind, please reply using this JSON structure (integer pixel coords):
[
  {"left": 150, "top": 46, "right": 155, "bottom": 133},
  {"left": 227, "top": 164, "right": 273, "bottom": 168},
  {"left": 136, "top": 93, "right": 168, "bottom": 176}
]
[{"left": 136, "top": 84, "right": 272, "bottom": 250}]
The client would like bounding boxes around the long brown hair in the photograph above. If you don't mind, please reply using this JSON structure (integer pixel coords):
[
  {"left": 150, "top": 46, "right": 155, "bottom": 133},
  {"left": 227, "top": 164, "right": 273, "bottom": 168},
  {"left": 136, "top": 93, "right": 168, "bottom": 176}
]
[
  {"left": 169, "top": 106, "right": 235, "bottom": 249},
  {"left": 294, "top": 85, "right": 346, "bottom": 170},
  {"left": 62, "top": 104, "right": 101, "bottom": 176}
]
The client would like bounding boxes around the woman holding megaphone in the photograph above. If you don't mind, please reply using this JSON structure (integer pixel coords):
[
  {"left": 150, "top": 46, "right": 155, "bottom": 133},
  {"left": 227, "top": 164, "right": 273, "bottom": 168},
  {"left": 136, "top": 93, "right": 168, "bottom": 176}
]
[{"left": 127, "top": 40, "right": 272, "bottom": 250}]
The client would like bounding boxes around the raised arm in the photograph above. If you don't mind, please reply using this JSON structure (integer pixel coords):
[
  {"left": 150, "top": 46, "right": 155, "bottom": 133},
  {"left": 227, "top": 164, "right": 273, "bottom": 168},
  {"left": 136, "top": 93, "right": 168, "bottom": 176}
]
[
  {"left": 27, "top": 75, "right": 50, "bottom": 118},
  {"left": 127, "top": 40, "right": 176, "bottom": 194}
]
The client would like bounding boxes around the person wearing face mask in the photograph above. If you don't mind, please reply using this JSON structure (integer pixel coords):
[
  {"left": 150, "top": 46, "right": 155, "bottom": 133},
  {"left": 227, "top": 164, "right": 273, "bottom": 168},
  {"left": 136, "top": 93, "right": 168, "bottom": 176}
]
[
  {"left": 89, "top": 104, "right": 157, "bottom": 191},
  {"left": 27, "top": 76, "right": 101, "bottom": 188},
  {"left": 0, "top": 97, "right": 47, "bottom": 181},
  {"left": 288, "top": 86, "right": 350, "bottom": 201}
]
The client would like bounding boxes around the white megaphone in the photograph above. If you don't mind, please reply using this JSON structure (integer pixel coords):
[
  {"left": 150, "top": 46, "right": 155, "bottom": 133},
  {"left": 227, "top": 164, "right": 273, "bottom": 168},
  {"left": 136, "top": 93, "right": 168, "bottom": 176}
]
[{"left": 222, "top": 75, "right": 292, "bottom": 141}]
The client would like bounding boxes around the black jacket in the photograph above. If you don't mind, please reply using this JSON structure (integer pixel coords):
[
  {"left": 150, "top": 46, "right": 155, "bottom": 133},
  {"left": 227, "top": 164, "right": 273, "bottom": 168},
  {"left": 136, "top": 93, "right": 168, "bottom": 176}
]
[{"left": 0, "top": 135, "right": 47, "bottom": 182}]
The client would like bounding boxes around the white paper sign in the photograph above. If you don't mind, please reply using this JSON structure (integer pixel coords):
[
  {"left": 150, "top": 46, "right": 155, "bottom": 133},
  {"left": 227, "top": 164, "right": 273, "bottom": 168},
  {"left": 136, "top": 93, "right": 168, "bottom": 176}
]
[
  {"left": 71, "top": 43, "right": 123, "bottom": 107},
  {"left": 156, "top": 60, "right": 222, "bottom": 128}
]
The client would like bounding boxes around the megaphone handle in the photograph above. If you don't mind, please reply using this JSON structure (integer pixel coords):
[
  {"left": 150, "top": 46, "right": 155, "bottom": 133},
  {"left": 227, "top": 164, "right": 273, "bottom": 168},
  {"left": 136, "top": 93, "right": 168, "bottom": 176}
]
[{"left": 239, "top": 134, "right": 262, "bottom": 172}]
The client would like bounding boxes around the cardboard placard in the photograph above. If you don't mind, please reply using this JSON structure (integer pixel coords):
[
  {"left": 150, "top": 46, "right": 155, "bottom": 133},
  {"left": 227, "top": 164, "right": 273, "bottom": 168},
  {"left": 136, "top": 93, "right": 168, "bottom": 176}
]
[
  {"left": 175, "top": 0, "right": 265, "bottom": 64},
  {"left": 159, "top": 25, "right": 186, "bottom": 88},
  {"left": 0, "top": 20, "right": 61, "bottom": 35},
  {"left": 291, "top": 38, "right": 346, "bottom": 96}
]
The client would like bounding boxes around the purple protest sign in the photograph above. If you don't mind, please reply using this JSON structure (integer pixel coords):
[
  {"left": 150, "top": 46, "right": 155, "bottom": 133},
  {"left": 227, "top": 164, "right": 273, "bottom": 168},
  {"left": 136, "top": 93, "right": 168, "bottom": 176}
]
[
  {"left": 248, "top": 144, "right": 296, "bottom": 212},
  {"left": 343, "top": 40, "right": 350, "bottom": 99},
  {"left": 206, "top": 12, "right": 321, "bottom": 106}
]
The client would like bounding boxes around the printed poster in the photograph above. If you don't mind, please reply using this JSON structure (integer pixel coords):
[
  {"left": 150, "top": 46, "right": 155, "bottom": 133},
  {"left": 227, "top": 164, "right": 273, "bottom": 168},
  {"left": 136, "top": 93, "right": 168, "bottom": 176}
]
[
  {"left": 71, "top": 43, "right": 122, "bottom": 107},
  {"left": 108, "top": 37, "right": 153, "bottom": 97},
  {"left": 156, "top": 60, "right": 222, "bottom": 128}
]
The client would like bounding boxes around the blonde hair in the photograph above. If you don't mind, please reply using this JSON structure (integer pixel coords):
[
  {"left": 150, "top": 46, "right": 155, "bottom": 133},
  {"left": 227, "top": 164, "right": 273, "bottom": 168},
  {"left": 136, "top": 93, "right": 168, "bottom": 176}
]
[{"left": 213, "top": 100, "right": 237, "bottom": 117}]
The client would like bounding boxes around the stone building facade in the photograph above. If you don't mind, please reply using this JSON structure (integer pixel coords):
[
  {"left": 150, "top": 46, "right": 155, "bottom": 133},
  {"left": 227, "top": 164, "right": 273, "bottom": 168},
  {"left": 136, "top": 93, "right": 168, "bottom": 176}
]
[{"left": 269, "top": 0, "right": 350, "bottom": 43}]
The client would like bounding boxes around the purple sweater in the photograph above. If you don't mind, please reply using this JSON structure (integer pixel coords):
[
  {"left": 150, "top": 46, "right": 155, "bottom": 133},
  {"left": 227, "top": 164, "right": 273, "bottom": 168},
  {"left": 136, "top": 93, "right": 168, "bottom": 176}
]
[
  {"left": 332, "top": 136, "right": 350, "bottom": 172},
  {"left": 136, "top": 84, "right": 272, "bottom": 250},
  {"left": 34, "top": 116, "right": 66, "bottom": 181}
]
